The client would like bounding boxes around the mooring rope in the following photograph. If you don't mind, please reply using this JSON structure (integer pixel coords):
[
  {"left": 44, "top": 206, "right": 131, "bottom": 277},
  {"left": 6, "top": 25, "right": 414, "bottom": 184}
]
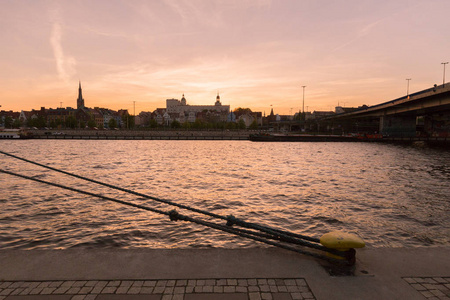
[
  {"left": 0, "top": 169, "right": 169, "bottom": 217},
  {"left": 0, "top": 168, "right": 347, "bottom": 264},
  {"left": 0, "top": 150, "right": 355, "bottom": 261},
  {"left": 0, "top": 150, "right": 320, "bottom": 246}
]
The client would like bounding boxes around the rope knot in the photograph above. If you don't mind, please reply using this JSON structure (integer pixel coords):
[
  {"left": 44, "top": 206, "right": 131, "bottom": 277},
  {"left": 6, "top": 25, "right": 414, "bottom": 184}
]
[{"left": 169, "top": 209, "right": 180, "bottom": 222}]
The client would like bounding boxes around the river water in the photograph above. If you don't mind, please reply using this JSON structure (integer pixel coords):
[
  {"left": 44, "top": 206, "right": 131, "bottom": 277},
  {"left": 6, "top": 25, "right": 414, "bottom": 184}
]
[{"left": 0, "top": 140, "right": 449, "bottom": 250}]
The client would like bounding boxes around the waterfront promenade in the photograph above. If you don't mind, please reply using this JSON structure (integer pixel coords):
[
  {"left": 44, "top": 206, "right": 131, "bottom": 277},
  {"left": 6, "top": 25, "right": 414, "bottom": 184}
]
[
  {"left": 28, "top": 130, "right": 251, "bottom": 140},
  {"left": 1, "top": 247, "right": 449, "bottom": 300}
]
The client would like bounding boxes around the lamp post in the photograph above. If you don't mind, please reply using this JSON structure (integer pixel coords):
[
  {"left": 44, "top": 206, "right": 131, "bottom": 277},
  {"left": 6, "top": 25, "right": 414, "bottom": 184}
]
[
  {"left": 406, "top": 78, "right": 411, "bottom": 97},
  {"left": 133, "top": 101, "right": 136, "bottom": 129},
  {"left": 302, "top": 86, "right": 306, "bottom": 113},
  {"left": 442, "top": 62, "right": 448, "bottom": 86},
  {"left": 301, "top": 85, "right": 306, "bottom": 132}
]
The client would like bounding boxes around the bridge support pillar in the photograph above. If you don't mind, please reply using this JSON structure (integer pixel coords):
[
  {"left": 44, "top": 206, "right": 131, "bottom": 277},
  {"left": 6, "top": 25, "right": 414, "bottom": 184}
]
[{"left": 380, "top": 115, "right": 416, "bottom": 137}]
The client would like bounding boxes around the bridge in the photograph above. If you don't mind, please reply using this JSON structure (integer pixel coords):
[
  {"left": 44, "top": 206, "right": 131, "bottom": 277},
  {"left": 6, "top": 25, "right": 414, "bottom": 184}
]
[{"left": 322, "top": 83, "right": 450, "bottom": 137}]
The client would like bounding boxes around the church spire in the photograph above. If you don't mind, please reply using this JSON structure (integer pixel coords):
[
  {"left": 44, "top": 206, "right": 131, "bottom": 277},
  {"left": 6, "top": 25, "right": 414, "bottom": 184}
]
[{"left": 77, "top": 81, "right": 85, "bottom": 109}]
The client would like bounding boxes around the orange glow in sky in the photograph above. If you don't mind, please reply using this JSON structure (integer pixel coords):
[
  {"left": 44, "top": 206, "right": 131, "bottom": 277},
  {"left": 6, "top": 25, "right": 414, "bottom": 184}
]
[{"left": 1, "top": 0, "right": 449, "bottom": 114}]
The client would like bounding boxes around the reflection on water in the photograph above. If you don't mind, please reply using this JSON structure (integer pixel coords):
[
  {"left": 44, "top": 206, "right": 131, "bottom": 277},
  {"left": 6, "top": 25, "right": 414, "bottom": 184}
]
[{"left": 0, "top": 140, "right": 449, "bottom": 250}]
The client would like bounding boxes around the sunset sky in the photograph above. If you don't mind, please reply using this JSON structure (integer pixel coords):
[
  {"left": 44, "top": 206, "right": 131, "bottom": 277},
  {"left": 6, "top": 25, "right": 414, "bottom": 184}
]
[{"left": 1, "top": 0, "right": 449, "bottom": 115}]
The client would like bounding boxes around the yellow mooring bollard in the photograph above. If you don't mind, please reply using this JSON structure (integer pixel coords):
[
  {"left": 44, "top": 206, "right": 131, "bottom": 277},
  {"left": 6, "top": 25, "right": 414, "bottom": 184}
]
[{"left": 320, "top": 231, "right": 365, "bottom": 265}]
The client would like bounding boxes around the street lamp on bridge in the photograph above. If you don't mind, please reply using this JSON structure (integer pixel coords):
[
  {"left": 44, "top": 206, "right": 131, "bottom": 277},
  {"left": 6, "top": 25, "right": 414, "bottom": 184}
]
[
  {"left": 442, "top": 62, "right": 448, "bottom": 87},
  {"left": 406, "top": 78, "right": 411, "bottom": 98}
]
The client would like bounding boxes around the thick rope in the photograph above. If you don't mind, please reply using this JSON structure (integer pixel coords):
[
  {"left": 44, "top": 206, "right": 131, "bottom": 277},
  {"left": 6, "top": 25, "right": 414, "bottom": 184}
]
[
  {"left": 0, "top": 150, "right": 223, "bottom": 219},
  {"left": 0, "top": 168, "right": 347, "bottom": 264},
  {"left": 0, "top": 150, "right": 320, "bottom": 245},
  {"left": 0, "top": 169, "right": 169, "bottom": 217}
]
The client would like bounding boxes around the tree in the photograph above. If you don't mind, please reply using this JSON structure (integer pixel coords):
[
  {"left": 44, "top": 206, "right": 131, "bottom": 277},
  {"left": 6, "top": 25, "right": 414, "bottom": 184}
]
[
  {"left": 234, "top": 107, "right": 252, "bottom": 117},
  {"left": 148, "top": 119, "right": 158, "bottom": 128},
  {"left": 87, "top": 119, "right": 96, "bottom": 129},
  {"left": 192, "top": 119, "right": 205, "bottom": 129},
  {"left": 108, "top": 118, "right": 118, "bottom": 129},
  {"left": 26, "top": 118, "right": 33, "bottom": 128},
  {"left": 170, "top": 120, "right": 181, "bottom": 128},
  {"left": 4, "top": 116, "right": 13, "bottom": 128},
  {"left": 65, "top": 115, "right": 77, "bottom": 129},
  {"left": 34, "top": 115, "right": 47, "bottom": 128},
  {"left": 27, "top": 116, "right": 46, "bottom": 128},
  {"left": 12, "top": 118, "right": 22, "bottom": 128},
  {"left": 226, "top": 122, "right": 236, "bottom": 130},
  {"left": 249, "top": 120, "right": 258, "bottom": 130},
  {"left": 122, "top": 114, "right": 135, "bottom": 129},
  {"left": 55, "top": 118, "right": 63, "bottom": 128},
  {"left": 181, "top": 121, "right": 191, "bottom": 129},
  {"left": 238, "top": 119, "right": 246, "bottom": 129},
  {"left": 215, "top": 122, "right": 225, "bottom": 130}
]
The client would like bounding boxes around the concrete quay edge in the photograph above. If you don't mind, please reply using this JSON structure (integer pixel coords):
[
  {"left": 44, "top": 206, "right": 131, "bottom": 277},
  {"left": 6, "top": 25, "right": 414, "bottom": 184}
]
[{"left": 0, "top": 247, "right": 449, "bottom": 300}]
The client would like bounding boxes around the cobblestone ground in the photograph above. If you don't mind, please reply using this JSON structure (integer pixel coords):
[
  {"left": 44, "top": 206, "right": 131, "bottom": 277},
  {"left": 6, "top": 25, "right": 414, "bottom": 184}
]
[
  {"left": 404, "top": 277, "right": 450, "bottom": 300},
  {"left": 0, "top": 278, "right": 316, "bottom": 300}
]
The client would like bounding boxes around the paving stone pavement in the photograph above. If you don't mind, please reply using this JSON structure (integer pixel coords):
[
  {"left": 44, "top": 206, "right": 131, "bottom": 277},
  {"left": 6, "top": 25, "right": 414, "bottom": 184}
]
[
  {"left": 0, "top": 278, "right": 316, "bottom": 300},
  {"left": 403, "top": 277, "right": 450, "bottom": 300}
]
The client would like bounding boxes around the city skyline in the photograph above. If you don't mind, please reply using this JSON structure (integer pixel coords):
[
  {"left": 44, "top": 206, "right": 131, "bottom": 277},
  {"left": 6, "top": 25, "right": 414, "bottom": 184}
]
[{"left": 1, "top": 0, "right": 449, "bottom": 114}]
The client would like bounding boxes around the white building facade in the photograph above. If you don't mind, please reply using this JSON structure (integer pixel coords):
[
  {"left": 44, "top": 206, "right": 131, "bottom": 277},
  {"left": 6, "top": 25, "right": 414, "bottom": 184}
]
[{"left": 166, "top": 94, "right": 230, "bottom": 122}]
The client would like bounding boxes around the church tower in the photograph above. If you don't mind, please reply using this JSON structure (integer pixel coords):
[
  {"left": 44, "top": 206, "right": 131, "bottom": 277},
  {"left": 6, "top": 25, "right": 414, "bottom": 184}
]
[
  {"left": 215, "top": 92, "right": 221, "bottom": 106},
  {"left": 77, "top": 81, "right": 85, "bottom": 109}
]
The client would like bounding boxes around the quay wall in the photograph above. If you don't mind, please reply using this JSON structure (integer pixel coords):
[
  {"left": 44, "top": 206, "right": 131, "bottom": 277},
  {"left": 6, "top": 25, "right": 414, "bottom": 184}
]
[
  {"left": 22, "top": 130, "right": 449, "bottom": 144},
  {"left": 28, "top": 129, "right": 252, "bottom": 140}
]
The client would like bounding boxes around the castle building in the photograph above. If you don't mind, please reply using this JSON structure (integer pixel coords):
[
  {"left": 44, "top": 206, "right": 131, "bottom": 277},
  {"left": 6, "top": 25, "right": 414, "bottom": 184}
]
[{"left": 166, "top": 93, "right": 230, "bottom": 116}]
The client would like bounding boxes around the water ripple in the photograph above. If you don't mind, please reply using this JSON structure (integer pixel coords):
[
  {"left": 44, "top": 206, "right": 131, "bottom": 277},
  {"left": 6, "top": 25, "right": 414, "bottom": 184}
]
[{"left": 0, "top": 140, "right": 449, "bottom": 250}]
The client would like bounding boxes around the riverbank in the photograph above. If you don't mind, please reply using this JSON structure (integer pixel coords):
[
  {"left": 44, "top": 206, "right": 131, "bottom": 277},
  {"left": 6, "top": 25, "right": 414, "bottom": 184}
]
[
  {"left": 21, "top": 130, "right": 450, "bottom": 145},
  {"left": 28, "top": 129, "right": 251, "bottom": 140},
  {"left": 0, "top": 247, "right": 449, "bottom": 299}
]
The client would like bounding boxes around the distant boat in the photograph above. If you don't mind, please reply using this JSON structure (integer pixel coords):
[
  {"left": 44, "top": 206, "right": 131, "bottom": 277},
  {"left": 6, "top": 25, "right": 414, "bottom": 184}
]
[
  {"left": 249, "top": 133, "right": 362, "bottom": 142},
  {"left": 0, "top": 129, "right": 31, "bottom": 139}
]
